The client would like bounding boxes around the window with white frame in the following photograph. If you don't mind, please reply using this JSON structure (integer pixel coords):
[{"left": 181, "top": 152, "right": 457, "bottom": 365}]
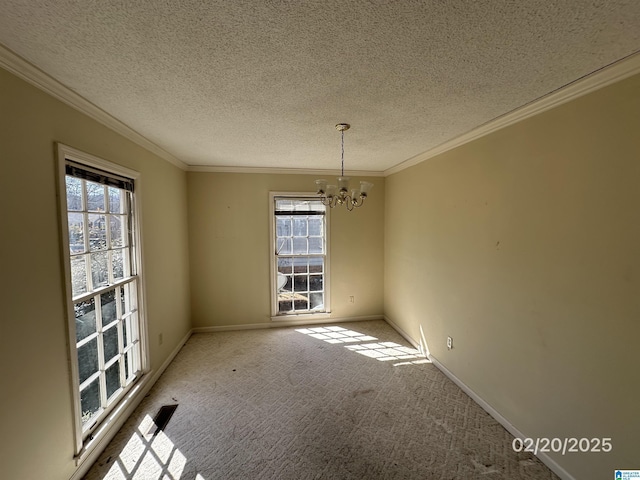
[
  {"left": 58, "top": 145, "right": 146, "bottom": 453},
  {"left": 272, "top": 195, "right": 329, "bottom": 315}
]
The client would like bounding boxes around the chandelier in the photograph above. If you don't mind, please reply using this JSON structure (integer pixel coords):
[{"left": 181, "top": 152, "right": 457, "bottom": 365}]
[{"left": 315, "top": 123, "right": 373, "bottom": 210}]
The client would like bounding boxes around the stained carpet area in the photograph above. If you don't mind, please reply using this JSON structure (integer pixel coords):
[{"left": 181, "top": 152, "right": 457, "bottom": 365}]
[{"left": 84, "top": 320, "right": 559, "bottom": 480}]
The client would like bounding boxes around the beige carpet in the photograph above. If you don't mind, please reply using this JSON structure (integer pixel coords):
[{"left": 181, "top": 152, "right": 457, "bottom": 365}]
[{"left": 84, "top": 320, "right": 560, "bottom": 480}]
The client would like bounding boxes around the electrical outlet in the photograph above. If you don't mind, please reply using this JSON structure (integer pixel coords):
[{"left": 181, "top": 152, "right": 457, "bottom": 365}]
[
  {"left": 349, "top": 295, "right": 355, "bottom": 303},
  {"left": 447, "top": 336, "right": 453, "bottom": 350},
  {"left": 159, "top": 333, "right": 164, "bottom": 345}
]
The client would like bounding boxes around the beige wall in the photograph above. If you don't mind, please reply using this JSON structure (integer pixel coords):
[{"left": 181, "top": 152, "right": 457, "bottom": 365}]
[
  {"left": 0, "top": 68, "right": 192, "bottom": 480},
  {"left": 384, "top": 73, "right": 640, "bottom": 479},
  {"left": 187, "top": 172, "right": 384, "bottom": 327},
  {"left": 3, "top": 56, "right": 638, "bottom": 480}
]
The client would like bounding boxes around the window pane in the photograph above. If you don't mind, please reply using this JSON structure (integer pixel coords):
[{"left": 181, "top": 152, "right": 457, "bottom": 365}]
[
  {"left": 293, "top": 217, "right": 307, "bottom": 236},
  {"left": 293, "top": 258, "right": 308, "bottom": 274},
  {"left": 309, "top": 275, "right": 323, "bottom": 292},
  {"left": 108, "top": 187, "right": 124, "bottom": 214},
  {"left": 279, "top": 299, "right": 293, "bottom": 312},
  {"left": 292, "top": 237, "right": 308, "bottom": 254},
  {"left": 106, "top": 361, "right": 121, "bottom": 400},
  {"left": 294, "top": 293, "right": 309, "bottom": 311},
  {"left": 309, "top": 257, "right": 323, "bottom": 273},
  {"left": 71, "top": 255, "right": 88, "bottom": 297},
  {"left": 101, "top": 290, "right": 117, "bottom": 325},
  {"left": 310, "top": 292, "right": 324, "bottom": 310},
  {"left": 80, "top": 378, "right": 101, "bottom": 426},
  {"left": 75, "top": 298, "right": 96, "bottom": 343},
  {"left": 110, "top": 215, "right": 125, "bottom": 248},
  {"left": 77, "top": 338, "right": 99, "bottom": 384},
  {"left": 308, "top": 237, "right": 323, "bottom": 254},
  {"left": 91, "top": 252, "right": 109, "bottom": 289},
  {"left": 86, "top": 181, "right": 105, "bottom": 212},
  {"left": 277, "top": 257, "right": 292, "bottom": 274},
  {"left": 68, "top": 213, "right": 85, "bottom": 254},
  {"left": 276, "top": 237, "right": 291, "bottom": 255},
  {"left": 66, "top": 176, "right": 83, "bottom": 211},
  {"left": 293, "top": 275, "right": 308, "bottom": 292},
  {"left": 103, "top": 326, "right": 119, "bottom": 362},
  {"left": 276, "top": 217, "right": 291, "bottom": 237},
  {"left": 112, "top": 249, "right": 124, "bottom": 280},
  {"left": 88, "top": 214, "right": 107, "bottom": 251},
  {"left": 308, "top": 217, "right": 323, "bottom": 236}
]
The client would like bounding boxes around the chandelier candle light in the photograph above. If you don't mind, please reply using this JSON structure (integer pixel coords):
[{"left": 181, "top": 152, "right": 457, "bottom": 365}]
[{"left": 315, "top": 123, "right": 373, "bottom": 210}]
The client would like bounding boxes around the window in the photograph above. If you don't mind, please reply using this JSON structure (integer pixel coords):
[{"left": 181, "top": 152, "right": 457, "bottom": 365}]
[
  {"left": 57, "top": 144, "right": 146, "bottom": 455},
  {"left": 271, "top": 195, "right": 329, "bottom": 316}
]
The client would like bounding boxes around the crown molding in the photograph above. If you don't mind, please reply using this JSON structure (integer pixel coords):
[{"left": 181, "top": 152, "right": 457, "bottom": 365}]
[
  {"left": 384, "top": 50, "right": 640, "bottom": 176},
  {"left": 187, "top": 164, "right": 385, "bottom": 176},
  {"left": 0, "top": 44, "right": 188, "bottom": 170},
  {"left": 4, "top": 40, "right": 638, "bottom": 178}
]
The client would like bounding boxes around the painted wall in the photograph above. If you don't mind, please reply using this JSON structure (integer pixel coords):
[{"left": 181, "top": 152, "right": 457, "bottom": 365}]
[
  {"left": 0, "top": 68, "right": 192, "bottom": 480},
  {"left": 384, "top": 73, "right": 640, "bottom": 479},
  {"left": 187, "top": 172, "right": 384, "bottom": 327}
]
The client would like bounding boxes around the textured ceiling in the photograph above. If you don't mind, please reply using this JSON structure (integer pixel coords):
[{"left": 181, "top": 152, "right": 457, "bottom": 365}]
[{"left": 1, "top": 1, "right": 640, "bottom": 172}]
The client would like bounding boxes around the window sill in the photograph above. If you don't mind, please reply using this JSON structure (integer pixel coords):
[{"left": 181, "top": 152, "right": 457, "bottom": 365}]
[{"left": 270, "top": 312, "right": 332, "bottom": 323}]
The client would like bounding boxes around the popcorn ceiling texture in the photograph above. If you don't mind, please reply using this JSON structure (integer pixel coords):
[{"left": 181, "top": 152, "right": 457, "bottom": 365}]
[{"left": 1, "top": 1, "right": 639, "bottom": 171}]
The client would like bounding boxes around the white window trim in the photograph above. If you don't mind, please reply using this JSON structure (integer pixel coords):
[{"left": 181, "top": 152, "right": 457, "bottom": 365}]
[
  {"left": 55, "top": 143, "right": 150, "bottom": 458},
  {"left": 269, "top": 192, "right": 331, "bottom": 320}
]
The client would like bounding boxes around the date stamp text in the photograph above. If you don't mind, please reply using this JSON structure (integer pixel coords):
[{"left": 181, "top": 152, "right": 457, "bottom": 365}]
[{"left": 512, "top": 437, "right": 612, "bottom": 455}]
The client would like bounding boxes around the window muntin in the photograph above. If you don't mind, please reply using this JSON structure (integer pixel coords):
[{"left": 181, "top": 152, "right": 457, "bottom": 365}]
[
  {"left": 274, "top": 197, "right": 327, "bottom": 315},
  {"left": 62, "top": 157, "right": 143, "bottom": 443}
]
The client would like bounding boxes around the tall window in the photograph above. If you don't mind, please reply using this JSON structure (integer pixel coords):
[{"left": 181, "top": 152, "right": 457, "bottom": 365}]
[
  {"left": 272, "top": 195, "right": 329, "bottom": 316},
  {"left": 58, "top": 145, "right": 146, "bottom": 454}
]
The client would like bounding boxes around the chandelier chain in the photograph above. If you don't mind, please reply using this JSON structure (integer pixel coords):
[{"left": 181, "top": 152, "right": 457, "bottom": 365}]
[{"left": 341, "top": 129, "right": 345, "bottom": 177}]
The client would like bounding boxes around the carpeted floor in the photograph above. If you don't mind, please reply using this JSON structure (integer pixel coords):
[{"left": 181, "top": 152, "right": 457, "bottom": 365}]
[{"left": 84, "top": 320, "right": 560, "bottom": 480}]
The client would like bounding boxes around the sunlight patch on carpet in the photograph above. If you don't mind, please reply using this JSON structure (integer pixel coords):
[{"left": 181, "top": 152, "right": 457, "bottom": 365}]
[
  {"left": 296, "top": 326, "right": 430, "bottom": 366},
  {"left": 295, "top": 325, "right": 377, "bottom": 343},
  {"left": 103, "top": 413, "right": 197, "bottom": 479}
]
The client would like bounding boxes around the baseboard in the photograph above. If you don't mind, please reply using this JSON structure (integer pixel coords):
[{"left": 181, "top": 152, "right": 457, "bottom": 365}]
[
  {"left": 70, "top": 328, "right": 193, "bottom": 480},
  {"left": 382, "top": 318, "right": 575, "bottom": 480},
  {"left": 383, "top": 315, "right": 421, "bottom": 350},
  {"left": 428, "top": 355, "right": 576, "bottom": 480},
  {"left": 192, "top": 314, "right": 384, "bottom": 333}
]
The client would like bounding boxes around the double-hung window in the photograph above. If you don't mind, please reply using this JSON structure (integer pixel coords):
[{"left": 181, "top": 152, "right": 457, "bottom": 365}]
[
  {"left": 57, "top": 144, "right": 146, "bottom": 455},
  {"left": 271, "top": 195, "right": 329, "bottom": 316}
]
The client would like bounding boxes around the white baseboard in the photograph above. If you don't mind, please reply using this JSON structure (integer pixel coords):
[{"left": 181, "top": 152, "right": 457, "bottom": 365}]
[
  {"left": 383, "top": 315, "right": 421, "bottom": 350},
  {"left": 382, "top": 318, "right": 575, "bottom": 480},
  {"left": 70, "top": 328, "right": 193, "bottom": 480},
  {"left": 192, "top": 314, "right": 384, "bottom": 333},
  {"left": 428, "top": 355, "right": 576, "bottom": 480}
]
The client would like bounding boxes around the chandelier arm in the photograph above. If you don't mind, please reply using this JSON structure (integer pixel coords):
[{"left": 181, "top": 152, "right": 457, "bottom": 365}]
[
  {"left": 353, "top": 195, "right": 365, "bottom": 208},
  {"left": 346, "top": 195, "right": 355, "bottom": 211}
]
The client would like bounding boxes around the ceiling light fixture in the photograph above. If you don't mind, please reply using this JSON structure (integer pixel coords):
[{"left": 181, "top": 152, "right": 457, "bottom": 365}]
[{"left": 315, "top": 123, "right": 373, "bottom": 210}]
